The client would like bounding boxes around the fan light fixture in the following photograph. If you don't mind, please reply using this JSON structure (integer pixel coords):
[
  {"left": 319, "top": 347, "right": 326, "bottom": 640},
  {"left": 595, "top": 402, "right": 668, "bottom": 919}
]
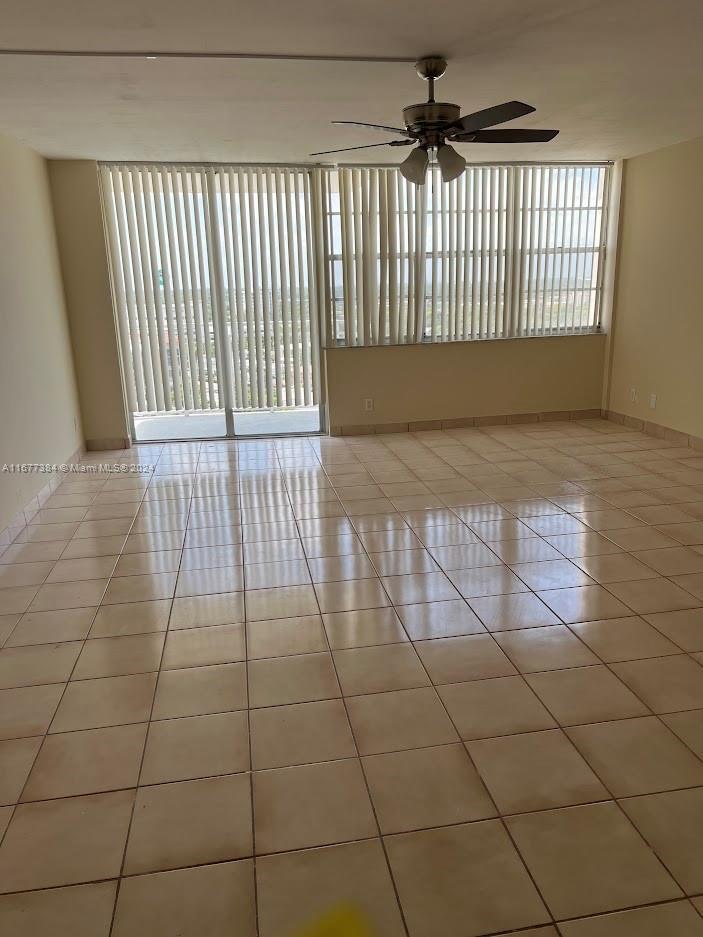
[
  {"left": 399, "top": 146, "right": 429, "bottom": 184},
  {"left": 312, "top": 56, "right": 559, "bottom": 185},
  {"left": 436, "top": 143, "right": 466, "bottom": 182}
]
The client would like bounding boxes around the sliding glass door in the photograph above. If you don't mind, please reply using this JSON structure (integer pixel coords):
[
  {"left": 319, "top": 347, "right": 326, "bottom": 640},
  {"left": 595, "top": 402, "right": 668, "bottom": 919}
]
[{"left": 100, "top": 165, "right": 322, "bottom": 441}]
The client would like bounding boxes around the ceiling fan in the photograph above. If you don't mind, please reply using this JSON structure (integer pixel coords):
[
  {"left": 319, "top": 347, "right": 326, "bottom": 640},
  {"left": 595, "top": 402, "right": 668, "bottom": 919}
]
[{"left": 311, "top": 56, "right": 559, "bottom": 184}]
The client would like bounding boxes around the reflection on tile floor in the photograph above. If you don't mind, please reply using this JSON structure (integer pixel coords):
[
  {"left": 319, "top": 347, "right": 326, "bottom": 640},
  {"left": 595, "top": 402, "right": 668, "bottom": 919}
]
[{"left": 1, "top": 417, "right": 703, "bottom": 935}]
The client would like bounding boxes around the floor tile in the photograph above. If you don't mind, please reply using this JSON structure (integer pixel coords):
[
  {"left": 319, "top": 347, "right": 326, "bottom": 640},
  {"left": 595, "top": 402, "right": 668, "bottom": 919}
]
[
  {"left": 607, "top": 577, "right": 699, "bottom": 614},
  {"left": 114, "top": 549, "right": 182, "bottom": 576},
  {"left": 0, "top": 585, "right": 39, "bottom": 615},
  {"left": 0, "top": 736, "right": 42, "bottom": 804},
  {"left": 28, "top": 580, "right": 108, "bottom": 612},
  {"left": 537, "top": 585, "right": 631, "bottom": 623},
  {"left": 633, "top": 546, "right": 703, "bottom": 576},
  {"left": 396, "top": 599, "right": 485, "bottom": 639},
  {"left": 673, "top": 571, "right": 703, "bottom": 599},
  {"left": 346, "top": 687, "right": 458, "bottom": 754},
  {"left": 22, "top": 723, "right": 147, "bottom": 801},
  {"left": 385, "top": 820, "right": 549, "bottom": 937},
  {"left": 558, "top": 901, "right": 703, "bottom": 936},
  {"left": 370, "top": 548, "right": 438, "bottom": 576},
  {"left": 566, "top": 716, "right": 703, "bottom": 795},
  {"left": 0, "top": 561, "right": 54, "bottom": 588},
  {"left": 570, "top": 615, "right": 681, "bottom": 661},
  {"left": 113, "top": 861, "right": 256, "bottom": 937},
  {"left": 572, "top": 552, "right": 658, "bottom": 583},
  {"left": 162, "top": 623, "right": 245, "bottom": 669},
  {"left": 152, "top": 662, "right": 247, "bottom": 718},
  {"left": 448, "top": 565, "right": 532, "bottom": 600},
  {"left": 0, "top": 683, "right": 64, "bottom": 740},
  {"left": 545, "top": 531, "right": 624, "bottom": 557},
  {"left": 0, "top": 642, "right": 81, "bottom": 689},
  {"left": 50, "top": 672, "right": 157, "bottom": 732},
  {"left": 493, "top": 625, "right": 599, "bottom": 672},
  {"left": 381, "top": 571, "right": 458, "bottom": 605},
  {"left": 333, "top": 643, "right": 429, "bottom": 695},
  {"left": 0, "top": 882, "right": 118, "bottom": 937},
  {"left": 611, "top": 654, "right": 703, "bottom": 712},
  {"left": 416, "top": 633, "right": 516, "bottom": 683},
  {"left": 124, "top": 774, "right": 252, "bottom": 874},
  {"left": 250, "top": 699, "right": 356, "bottom": 769},
  {"left": 73, "top": 632, "right": 164, "bottom": 679},
  {"left": 506, "top": 801, "right": 681, "bottom": 919},
  {"left": 89, "top": 600, "right": 171, "bottom": 638},
  {"left": 141, "top": 710, "right": 249, "bottom": 783},
  {"left": 469, "top": 592, "right": 561, "bottom": 631},
  {"left": 7, "top": 607, "right": 96, "bottom": 646},
  {"left": 175, "top": 566, "right": 244, "bottom": 597},
  {"left": 247, "top": 613, "right": 327, "bottom": 658},
  {"left": 491, "top": 538, "right": 564, "bottom": 564},
  {"left": 363, "top": 743, "right": 495, "bottom": 833},
  {"left": 661, "top": 708, "right": 703, "bottom": 757},
  {"left": 307, "top": 553, "right": 376, "bottom": 582},
  {"left": 249, "top": 652, "right": 341, "bottom": 706},
  {"left": 426, "top": 543, "right": 501, "bottom": 571},
  {"left": 246, "top": 584, "right": 319, "bottom": 620},
  {"left": 46, "top": 556, "right": 118, "bottom": 583},
  {"left": 438, "top": 676, "right": 556, "bottom": 739},
  {"left": 620, "top": 788, "right": 703, "bottom": 894},
  {"left": 253, "top": 759, "right": 376, "bottom": 854},
  {"left": 512, "top": 559, "right": 593, "bottom": 591},
  {"left": 0, "top": 790, "right": 134, "bottom": 892},
  {"left": 256, "top": 840, "right": 405, "bottom": 937},
  {"left": 102, "top": 573, "right": 176, "bottom": 605},
  {"left": 644, "top": 607, "right": 703, "bottom": 651},
  {"left": 323, "top": 607, "right": 409, "bottom": 647},
  {"left": 604, "top": 526, "right": 679, "bottom": 551},
  {"left": 169, "top": 593, "right": 244, "bottom": 629},
  {"left": 0, "top": 614, "right": 20, "bottom": 645},
  {"left": 525, "top": 665, "right": 647, "bottom": 725},
  {"left": 468, "top": 728, "right": 608, "bottom": 813}
]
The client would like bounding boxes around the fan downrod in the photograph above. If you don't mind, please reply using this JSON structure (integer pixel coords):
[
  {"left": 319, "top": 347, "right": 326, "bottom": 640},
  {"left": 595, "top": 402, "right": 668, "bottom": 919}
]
[{"left": 415, "top": 56, "right": 447, "bottom": 103}]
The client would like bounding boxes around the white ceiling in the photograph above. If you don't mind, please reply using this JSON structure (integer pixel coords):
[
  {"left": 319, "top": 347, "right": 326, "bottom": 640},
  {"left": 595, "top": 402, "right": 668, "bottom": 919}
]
[{"left": 1, "top": 0, "right": 702, "bottom": 162}]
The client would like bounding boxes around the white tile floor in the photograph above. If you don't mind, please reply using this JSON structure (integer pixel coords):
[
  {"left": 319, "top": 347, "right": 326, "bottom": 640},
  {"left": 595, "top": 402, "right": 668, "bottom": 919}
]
[{"left": 1, "top": 418, "right": 703, "bottom": 935}]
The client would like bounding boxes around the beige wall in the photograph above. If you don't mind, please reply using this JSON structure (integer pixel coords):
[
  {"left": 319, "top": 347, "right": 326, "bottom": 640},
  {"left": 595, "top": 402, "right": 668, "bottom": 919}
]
[
  {"left": 0, "top": 134, "right": 82, "bottom": 533},
  {"left": 606, "top": 136, "right": 703, "bottom": 437},
  {"left": 326, "top": 334, "right": 606, "bottom": 429},
  {"left": 48, "top": 160, "right": 129, "bottom": 448}
]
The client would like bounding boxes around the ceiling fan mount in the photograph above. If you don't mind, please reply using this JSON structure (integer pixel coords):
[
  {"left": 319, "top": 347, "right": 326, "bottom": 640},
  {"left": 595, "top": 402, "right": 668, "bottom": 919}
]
[{"left": 311, "top": 55, "right": 559, "bottom": 184}]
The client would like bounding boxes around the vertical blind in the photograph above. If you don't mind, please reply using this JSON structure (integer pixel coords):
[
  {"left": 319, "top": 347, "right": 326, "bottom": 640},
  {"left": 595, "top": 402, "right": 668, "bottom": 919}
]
[
  {"left": 101, "top": 164, "right": 320, "bottom": 415},
  {"left": 320, "top": 163, "right": 610, "bottom": 345},
  {"left": 101, "top": 162, "right": 610, "bottom": 417}
]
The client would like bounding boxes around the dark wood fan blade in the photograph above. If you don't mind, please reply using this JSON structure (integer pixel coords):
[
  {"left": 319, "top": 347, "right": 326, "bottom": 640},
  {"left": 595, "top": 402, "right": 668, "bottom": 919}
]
[
  {"left": 446, "top": 101, "right": 536, "bottom": 134},
  {"left": 454, "top": 128, "right": 559, "bottom": 143},
  {"left": 310, "top": 140, "right": 413, "bottom": 156},
  {"left": 332, "top": 120, "right": 416, "bottom": 139}
]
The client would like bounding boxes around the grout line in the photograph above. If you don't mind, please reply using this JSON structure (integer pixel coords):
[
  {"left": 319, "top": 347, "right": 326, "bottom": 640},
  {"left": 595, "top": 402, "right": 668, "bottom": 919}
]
[{"left": 275, "top": 439, "right": 413, "bottom": 937}]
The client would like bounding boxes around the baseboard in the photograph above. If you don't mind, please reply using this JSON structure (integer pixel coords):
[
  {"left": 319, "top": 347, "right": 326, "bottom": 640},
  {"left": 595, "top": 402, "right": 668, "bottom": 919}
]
[
  {"left": 329, "top": 408, "right": 604, "bottom": 437},
  {"left": 0, "top": 443, "right": 85, "bottom": 554},
  {"left": 603, "top": 410, "right": 703, "bottom": 450},
  {"left": 85, "top": 437, "right": 132, "bottom": 451}
]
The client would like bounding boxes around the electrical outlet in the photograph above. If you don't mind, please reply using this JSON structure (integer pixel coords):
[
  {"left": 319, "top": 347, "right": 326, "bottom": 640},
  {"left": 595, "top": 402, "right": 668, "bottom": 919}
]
[
  {"left": 363, "top": 398, "right": 374, "bottom": 412},
  {"left": 629, "top": 387, "right": 638, "bottom": 403},
  {"left": 649, "top": 393, "right": 657, "bottom": 410}
]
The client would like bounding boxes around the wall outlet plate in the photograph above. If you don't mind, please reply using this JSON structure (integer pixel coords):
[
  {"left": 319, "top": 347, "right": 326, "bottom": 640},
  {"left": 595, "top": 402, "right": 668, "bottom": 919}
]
[
  {"left": 363, "top": 398, "right": 374, "bottom": 412},
  {"left": 649, "top": 393, "right": 657, "bottom": 409}
]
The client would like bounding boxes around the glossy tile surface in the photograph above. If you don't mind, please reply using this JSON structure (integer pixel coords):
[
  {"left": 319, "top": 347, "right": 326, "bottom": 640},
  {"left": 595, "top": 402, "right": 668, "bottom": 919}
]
[{"left": 1, "top": 419, "right": 703, "bottom": 932}]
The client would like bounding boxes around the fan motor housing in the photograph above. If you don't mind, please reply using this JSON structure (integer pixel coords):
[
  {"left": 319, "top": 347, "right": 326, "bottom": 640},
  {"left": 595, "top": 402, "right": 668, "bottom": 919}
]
[{"left": 403, "top": 102, "right": 460, "bottom": 132}]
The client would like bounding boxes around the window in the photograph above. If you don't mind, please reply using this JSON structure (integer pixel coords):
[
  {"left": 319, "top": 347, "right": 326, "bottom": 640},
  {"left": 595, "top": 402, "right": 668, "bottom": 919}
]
[
  {"left": 316, "top": 163, "right": 611, "bottom": 346},
  {"left": 101, "top": 162, "right": 612, "bottom": 423}
]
